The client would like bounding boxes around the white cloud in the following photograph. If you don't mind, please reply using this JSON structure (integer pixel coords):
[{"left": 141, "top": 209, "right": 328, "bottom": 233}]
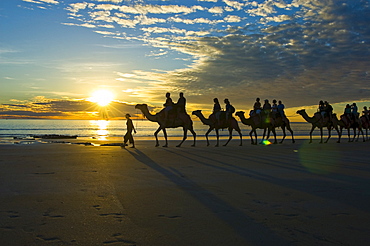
[
  {"left": 94, "top": 30, "right": 116, "bottom": 35},
  {"left": 66, "top": 2, "right": 95, "bottom": 13},
  {"left": 208, "top": 6, "right": 224, "bottom": 14},
  {"left": 222, "top": 0, "right": 245, "bottom": 10},
  {"left": 40, "top": 0, "right": 59, "bottom": 4},
  {"left": 22, "top": 0, "right": 59, "bottom": 4},
  {"left": 223, "top": 15, "right": 242, "bottom": 22}
]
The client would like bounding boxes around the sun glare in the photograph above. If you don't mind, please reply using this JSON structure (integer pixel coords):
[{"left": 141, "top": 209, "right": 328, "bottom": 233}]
[{"left": 89, "top": 90, "right": 114, "bottom": 106}]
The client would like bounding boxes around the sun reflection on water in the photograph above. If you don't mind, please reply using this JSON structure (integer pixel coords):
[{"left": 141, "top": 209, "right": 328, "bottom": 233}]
[{"left": 90, "top": 120, "right": 110, "bottom": 140}]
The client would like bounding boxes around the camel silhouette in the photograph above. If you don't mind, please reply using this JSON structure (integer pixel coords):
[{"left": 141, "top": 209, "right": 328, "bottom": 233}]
[
  {"left": 235, "top": 111, "right": 276, "bottom": 145},
  {"left": 192, "top": 110, "right": 242, "bottom": 147},
  {"left": 270, "top": 116, "right": 295, "bottom": 143},
  {"left": 296, "top": 109, "right": 341, "bottom": 143},
  {"left": 331, "top": 114, "right": 365, "bottom": 142},
  {"left": 360, "top": 116, "right": 370, "bottom": 141},
  {"left": 135, "top": 104, "right": 196, "bottom": 147}
]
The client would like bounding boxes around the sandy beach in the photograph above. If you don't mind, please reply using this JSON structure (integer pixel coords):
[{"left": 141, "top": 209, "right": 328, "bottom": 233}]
[{"left": 1, "top": 138, "right": 370, "bottom": 245}]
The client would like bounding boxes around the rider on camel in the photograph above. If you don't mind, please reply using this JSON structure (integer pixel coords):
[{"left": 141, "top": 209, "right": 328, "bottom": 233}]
[
  {"left": 212, "top": 98, "right": 221, "bottom": 124},
  {"left": 163, "top": 92, "right": 174, "bottom": 120}
]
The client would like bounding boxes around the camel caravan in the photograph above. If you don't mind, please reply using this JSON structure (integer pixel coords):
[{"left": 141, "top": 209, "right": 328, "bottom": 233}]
[{"left": 135, "top": 93, "right": 370, "bottom": 147}]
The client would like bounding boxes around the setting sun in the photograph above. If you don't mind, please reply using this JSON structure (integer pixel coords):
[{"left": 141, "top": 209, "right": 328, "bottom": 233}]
[{"left": 89, "top": 90, "right": 115, "bottom": 107}]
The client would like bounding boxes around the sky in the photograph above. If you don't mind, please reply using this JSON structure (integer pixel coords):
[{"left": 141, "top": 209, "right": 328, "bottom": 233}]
[{"left": 1, "top": 0, "right": 370, "bottom": 121}]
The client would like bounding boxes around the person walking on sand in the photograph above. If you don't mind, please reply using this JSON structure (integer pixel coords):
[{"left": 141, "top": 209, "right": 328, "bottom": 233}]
[{"left": 122, "top": 113, "right": 136, "bottom": 148}]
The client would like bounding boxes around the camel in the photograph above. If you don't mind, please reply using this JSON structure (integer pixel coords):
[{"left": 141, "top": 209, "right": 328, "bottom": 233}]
[
  {"left": 135, "top": 104, "right": 196, "bottom": 147},
  {"left": 235, "top": 111, "right": 277, "bottom": 145},
  {"left": 360, "top": 116, "right": 370, "bottom": 141},
  {"left": 331, "top": 114, "right": 365, "bottom": 142},
  {"left": 268, "top": 116, "right": 295, "bottom": 144},
  {"left": 296, "top": 109, "right": 341, "bottom": 143},
  {"left": 192, "top": 110, "right": 242, "bottom": 147}
]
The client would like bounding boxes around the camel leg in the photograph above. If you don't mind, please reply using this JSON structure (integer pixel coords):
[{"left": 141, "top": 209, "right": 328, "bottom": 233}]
[
  {"left": 189, "top": 127, "right": 196, "bottom": 147},
  {"left": 271, "top": 127, "right": 277, "bottom": 144},
  {"left": 309, "top": 126, "right": 315, "bottom": 143},
  {"left": 352, "top": 127, "right": 357, "bottom": 142},
  {"left": 176, "top": 128, "right": 187, "bottom": 147},
  {"left": 335, "top": 126, "right": 341, "bottom": 143},
  {"left": 319, "top": 127, "right": 323, "bottom": 144},
  {"left": 250, "top": 129, "right": 257, "bottom": 145},
  {"left": 154, "top": 127, "right": 162, "bottom": 147},
  {"left": 280, "top": 127, "right": 286, "bottom": 144},
  {"left": 237, "top": 129, "right": 243, "bottom": 146},
  {"left": 347, "top": 128, "right": 351, "bottom": 142},
  {"left": 325, "top": 126, "right": 331, "bottom": 143},
  {"left": 223, "top": 128, "right": 233, "bottom": 146},
  {"left": 205, "top": 127, "right": 213, "bottom": 146},
  {"left": 358, "top": 128, "right": 365, "bottom": 142},
  {"left": 261, "top": 128, "right": 267, "bottom": 143},
  {"left": 265, "top": 128, "right": 270, "bottom": 140},
  {"left": 162, "top": 128, "right": 168, "bottom": 147},
  {"left": 287, "top": 125, "right": 295, "bottom": 143},
  {"left": 215, "top": 128, "right": 220, "bottom": 147}
]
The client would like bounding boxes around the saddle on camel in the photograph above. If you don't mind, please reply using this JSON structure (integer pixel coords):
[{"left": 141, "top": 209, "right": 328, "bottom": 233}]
[
  {"left": 249, "top": 110, "right": 287, "bottom": 127},
  {"left": 341, "top": 113, "right": 360, "bottom": 129},
  {"left": 313, "top": 112, "right": 332, "bottom": 125},
  {"left": 208, "top": 111, "right": 233, "bottom": 128},
  {"left": 158, "top": 105, "right": 188, "bottom": 125}
]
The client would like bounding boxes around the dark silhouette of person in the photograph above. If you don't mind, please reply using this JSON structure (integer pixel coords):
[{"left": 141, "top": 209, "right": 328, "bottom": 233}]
[
  {"left": 343, "top": 104, "right": 352, "bottom": 127},
  {"left": 122, "top": 113, "right": 136, "bottom": 148},
  {"left": 318, "top": 100, "right": 326, "bottom": 120},
  {"left": 351, "top": 103, "right": 359, "bottom": 122},
  {"left": 176, "top": 92, "right": 186, "bottom": 113},
  {"left": 277, "top": 100, "right": 287, "bottom": 121},
  {"left": 163, "top": 92, "right": 174, "bottom": 120},
  {"left": 363, "top": 106, "right": 369, "bottom": 122},
  {"left": 253, "top": 97, "right": 262, "bottom": 122},
  {"left": 253, "top": 98, "right": 262, "bottom": 114},
  {"left": 224, "top": 98, "right": 235, "bottom": 120},
  {"left": 212, "top": 98, "right": 221, "bottom": 123},
  {"left": 324, "top": 101, "right": 333, "bottom": 122},
  {"left": 271, "top": 99, "right": 278, "bottom": 122},
  {"left": 263, "top": 99, "right": 271, "bottom": 116}
]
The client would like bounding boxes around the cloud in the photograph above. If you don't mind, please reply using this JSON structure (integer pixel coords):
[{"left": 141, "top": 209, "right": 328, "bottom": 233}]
[
  {"left": 22, "top": 0, "right": 59, "bottom": 5},
  {"left": 18, "top": 0, "right": 370, "bottom": 114},
  {"left": 119, "top": 0, "right": 370, "bottom": 110},
  {"left": 0, "top": 97, "right": 139, "bottom": 119}
]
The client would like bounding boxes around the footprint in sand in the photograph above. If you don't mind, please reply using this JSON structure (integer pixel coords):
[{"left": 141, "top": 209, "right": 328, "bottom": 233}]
[
  {"left": 158, "top": 214, "right": 182, "bottom": 219},
  {"left": 103, "top": 233, "right": 136, "bottom": 245},
  {"left": 6, "top": 211, "right": 19, "bottom": 218}
]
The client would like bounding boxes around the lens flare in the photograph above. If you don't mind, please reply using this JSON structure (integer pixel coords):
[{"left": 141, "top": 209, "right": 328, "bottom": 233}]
[
  {"left": 298, "top": 141, "right": 340, "bottom": 174},
  {"left": 261, "top": 139, "right": 272, "bottom": 145}
]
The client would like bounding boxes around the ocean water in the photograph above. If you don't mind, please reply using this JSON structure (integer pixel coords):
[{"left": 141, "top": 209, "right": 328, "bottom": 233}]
[{"left": 0, "top": 119, "right": 330, "bottom": 141}]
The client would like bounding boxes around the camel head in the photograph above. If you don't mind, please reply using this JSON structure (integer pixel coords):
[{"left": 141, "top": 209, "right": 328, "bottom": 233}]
[
  {"left": 135, "top": 104, "right": 148, "bottom": 110},
  {"left": 192, "top": 110, "right": 202, "bottom": 116},
  {"left": 296, "top": 109, "right": 305, "bottom": 115},
  {"left": 235, "top": 111, "right": 245, "bottom": 117}
]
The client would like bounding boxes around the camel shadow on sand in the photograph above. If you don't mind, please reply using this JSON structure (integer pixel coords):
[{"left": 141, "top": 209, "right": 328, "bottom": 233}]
[{"left": 125, "top": 148, "right": 290, "bottom": 246}]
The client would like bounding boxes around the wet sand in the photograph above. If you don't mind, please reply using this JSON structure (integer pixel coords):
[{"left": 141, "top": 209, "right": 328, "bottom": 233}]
[{"left": 0, "top": 139, "right": 370, "bottom": 245}]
